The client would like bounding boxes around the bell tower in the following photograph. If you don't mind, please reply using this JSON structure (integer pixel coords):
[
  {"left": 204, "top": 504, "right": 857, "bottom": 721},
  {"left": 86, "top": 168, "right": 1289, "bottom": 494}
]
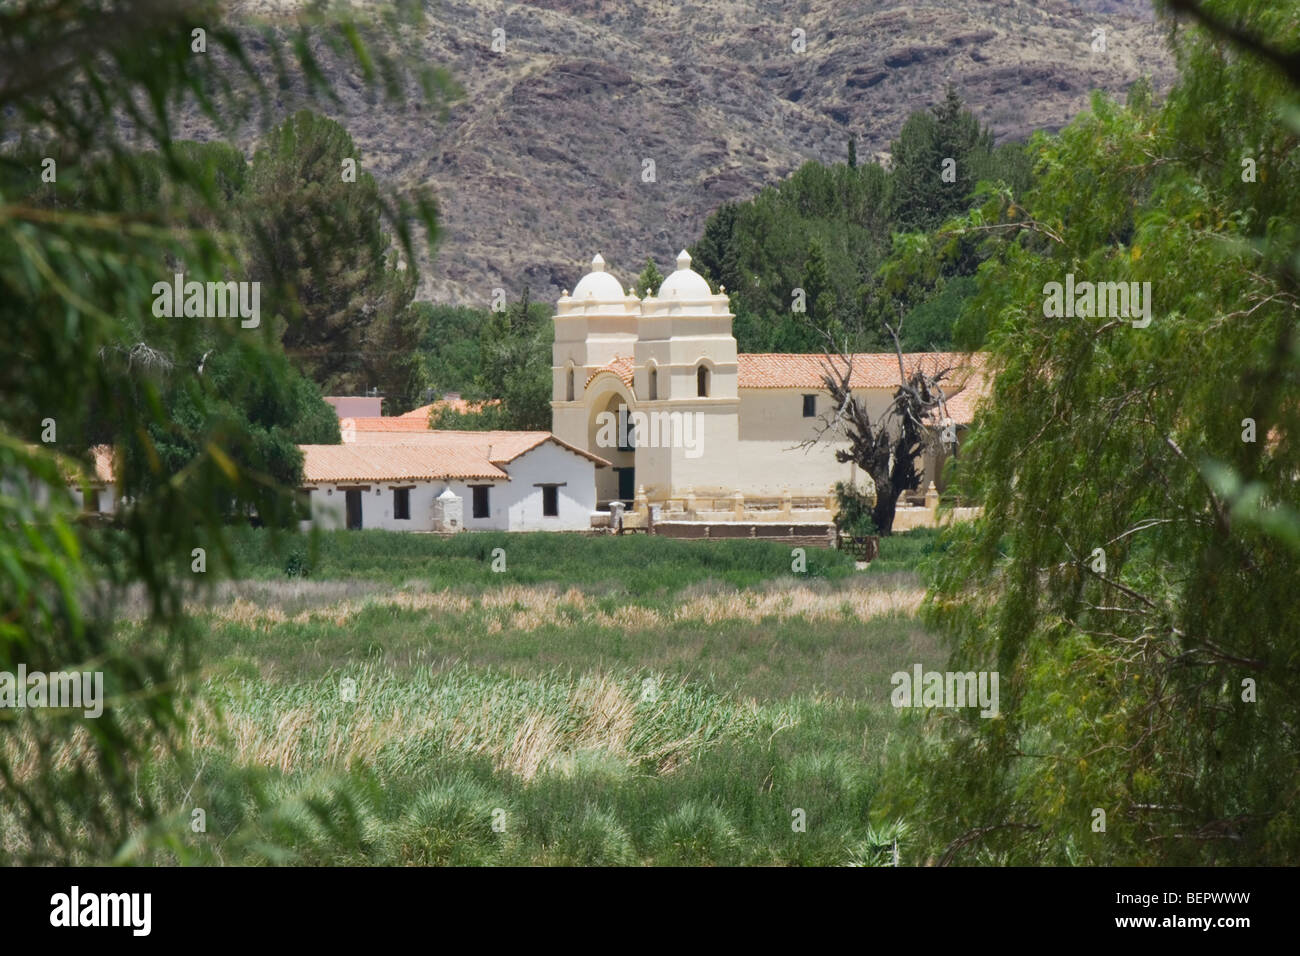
[
  {"left": 551, "top": 253, "right": 641, "bottom": 451},
  {"left": 632, "top": 250, "right": 740, "bottom": 500}
]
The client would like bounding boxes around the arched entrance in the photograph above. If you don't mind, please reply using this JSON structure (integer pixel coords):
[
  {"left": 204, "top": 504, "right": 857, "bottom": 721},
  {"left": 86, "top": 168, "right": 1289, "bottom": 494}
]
[{"left": 588, "top": 387, "right": 636, "bottom": 506}]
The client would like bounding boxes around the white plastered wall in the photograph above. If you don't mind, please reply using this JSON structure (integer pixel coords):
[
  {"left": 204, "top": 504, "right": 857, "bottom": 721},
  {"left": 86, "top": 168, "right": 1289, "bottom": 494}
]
[
  {"left": 494, "top": 440, "right": 599, "bottom": 531},
  {"left": 302, "top": 478, "right": 507, "bottom": 532},
  {"left": 300, "top": 442, "right": 599, "bottom": 533}
]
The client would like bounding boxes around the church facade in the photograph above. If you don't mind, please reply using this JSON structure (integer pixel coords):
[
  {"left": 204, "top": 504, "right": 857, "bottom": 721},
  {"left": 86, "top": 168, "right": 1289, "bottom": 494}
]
[{"left": 551, "top": 251, "right": 987, "bottom": 513}]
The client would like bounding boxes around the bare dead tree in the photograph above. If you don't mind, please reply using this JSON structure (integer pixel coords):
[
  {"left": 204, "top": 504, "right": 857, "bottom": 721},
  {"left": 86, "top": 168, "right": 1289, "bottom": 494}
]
[
  {"left": 798, "top": 308, "right": 965, "bottom": 534},
  {"left": 98, "top": 342, "right": 174, "bottom": 373}
]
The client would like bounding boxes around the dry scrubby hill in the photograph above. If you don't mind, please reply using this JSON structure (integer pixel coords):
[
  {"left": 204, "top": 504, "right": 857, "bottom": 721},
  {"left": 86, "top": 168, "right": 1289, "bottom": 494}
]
[{"left": 228, "top": 0, "right": 1173, "bottom": 305}]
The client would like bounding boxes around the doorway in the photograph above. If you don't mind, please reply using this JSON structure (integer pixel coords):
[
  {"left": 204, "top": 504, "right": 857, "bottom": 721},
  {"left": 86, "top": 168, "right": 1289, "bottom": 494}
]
[
  {"left": 345, "top": 489, "right": 363, "bottom": 530},
  {"left": 616, "top": 467, "right": 635, "bottom": 502}
]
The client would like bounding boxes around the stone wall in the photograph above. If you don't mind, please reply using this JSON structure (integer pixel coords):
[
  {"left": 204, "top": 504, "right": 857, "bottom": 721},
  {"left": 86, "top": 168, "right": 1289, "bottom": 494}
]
[{"left": 651, "top": 521, "right": 836, "bottom": 549}]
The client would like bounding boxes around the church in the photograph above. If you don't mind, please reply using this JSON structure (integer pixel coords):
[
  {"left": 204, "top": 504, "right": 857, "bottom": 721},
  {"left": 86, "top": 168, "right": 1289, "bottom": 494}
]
[
  {"left": 550, "top": 251, "right": 987, "bottom": 519},
  {"left": 59, "top": 251, "right": 986, "bottom": 534}
]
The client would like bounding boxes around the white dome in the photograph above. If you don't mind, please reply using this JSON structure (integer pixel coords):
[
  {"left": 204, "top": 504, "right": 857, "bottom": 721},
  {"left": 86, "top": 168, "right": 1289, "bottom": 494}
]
[
  {"left": 657, "top": 250, "right": 712, "bottom": 299},
  {"left": 571, "top": 253, "right": 625, "bottom": 300}
]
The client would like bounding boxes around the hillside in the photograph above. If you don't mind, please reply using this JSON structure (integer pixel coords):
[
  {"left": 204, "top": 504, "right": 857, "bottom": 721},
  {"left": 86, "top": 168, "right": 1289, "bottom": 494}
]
[{"left": 228, "top": 0, "right": 1175, "bottom": 305}]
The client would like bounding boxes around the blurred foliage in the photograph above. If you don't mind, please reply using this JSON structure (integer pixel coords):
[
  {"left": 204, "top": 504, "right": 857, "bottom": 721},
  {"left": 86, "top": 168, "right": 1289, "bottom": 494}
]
[
  {"left": 909, "top": 1, "right": 1300, "bottom": 864},
  {"left": 0, "top": 0, "right": 454, "bottom": 863}
]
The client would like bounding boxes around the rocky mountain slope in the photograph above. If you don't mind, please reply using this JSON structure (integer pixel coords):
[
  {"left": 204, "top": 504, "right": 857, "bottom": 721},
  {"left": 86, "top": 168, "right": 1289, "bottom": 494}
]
[{"left": 229, "top": 0, "right": 1175, "bottom": 305}]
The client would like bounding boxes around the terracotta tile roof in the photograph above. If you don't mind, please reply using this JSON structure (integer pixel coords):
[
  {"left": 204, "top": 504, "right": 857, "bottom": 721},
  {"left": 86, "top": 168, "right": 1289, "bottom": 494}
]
[
  {"left": 319, "top": 430, "right": 611, "bottom": 480},
  {"left": 399, "top": 397, "right": 498, "bottom": 419},
  {"left": 738, "top": 352, "right": 989, "bottom": 424},
  {"left": 299, "top": 443, "right": 508, "bottom": 483},
  {"left": 345, "top": 415, "right": 431, "bottom": 433},
  {"left": 66, "top": 431, "right": 607, "bottom": 489},
  {"left": 437, "top": 430, "right": 612, "bottom": 468},
  {"left": 435, "top": 430, "right": 611, "bottom": 467},
  {"left": 738, "top": 351, "right": 976, "bottom": 387},
  {"left": 585, "top": 355, "right": 635, "bottom": 390},
  {"left": 397, "top": 404, "right": 435, "bottom": 419},
  {"left": 346, "top": 398, "right": 499, "bottom": 433}
]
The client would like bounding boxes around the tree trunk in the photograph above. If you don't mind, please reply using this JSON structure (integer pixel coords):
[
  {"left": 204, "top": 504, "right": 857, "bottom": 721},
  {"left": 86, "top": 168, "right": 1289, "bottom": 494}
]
[{"left": 872, "top": 494, "right": 897, "bottom": 536}]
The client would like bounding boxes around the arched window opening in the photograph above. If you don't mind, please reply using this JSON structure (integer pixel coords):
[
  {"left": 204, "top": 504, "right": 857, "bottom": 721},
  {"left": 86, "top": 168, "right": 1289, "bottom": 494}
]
[
  {"left": 566, "top": 367, "right": 575, "bottom": 402},
  {"left": 649, "top": 367, "right": 658, "bottom": 400},
  {"left": 697, "top": 364, "right": 710, "bottom": 398}
]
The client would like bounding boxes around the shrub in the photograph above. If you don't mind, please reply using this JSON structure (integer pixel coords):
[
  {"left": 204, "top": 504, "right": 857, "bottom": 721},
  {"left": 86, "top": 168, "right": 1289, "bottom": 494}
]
[
  {"left": 833, "top": 482, "right": 877, "bottom": 538},
  {"left": 648, "top": 801, "right": 741, "bottom": 865},
  {"left": 547, "top": 805, "right": 636, "bottom": 866},
  {"left": 283, "top": 549, "right": 312, "bottom": 578},
  {"left": 388, "top": 776, "right": 509, "bottom": 866}
]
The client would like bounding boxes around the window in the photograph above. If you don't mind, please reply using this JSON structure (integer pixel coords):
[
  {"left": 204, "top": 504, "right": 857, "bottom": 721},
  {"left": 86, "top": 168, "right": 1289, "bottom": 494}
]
[
  {"left": 393, "top": 487, "right": 410, "bottom": 520},
  {"left": 697, "top": 365, "right": 709, "bottom": 397},
  {"left": 648, "top": 367, "right": 658, "bottom": 400},
  {"left": 472, "top": 485, "right": 490, "bottom": 519},
  {"left": 566, "top": 367, "right": 575, "bottom": 402},
  {"left": 83, "top": 488, "right": 99, "bottom": 513},
  {"left": 542, "top": 485, "right": 559, "bottom": 517},
  {"left": 802, "top": 394, "right": 817, "bottom": 417}
]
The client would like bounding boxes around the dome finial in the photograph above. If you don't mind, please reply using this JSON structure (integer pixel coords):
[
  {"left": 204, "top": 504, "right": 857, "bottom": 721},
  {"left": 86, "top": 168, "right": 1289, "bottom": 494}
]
[
  {"left": 657, "top": 248, "right": 711, "bottom": 299},
  {"left": 571, "top": 253, "right": 624, "bottom": 300}
]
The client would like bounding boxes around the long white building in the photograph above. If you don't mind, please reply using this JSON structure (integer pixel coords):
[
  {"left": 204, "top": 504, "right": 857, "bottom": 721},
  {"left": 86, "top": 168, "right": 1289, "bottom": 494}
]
[{"left": 302, "top": 429, "right": 609, "bottom": 532}]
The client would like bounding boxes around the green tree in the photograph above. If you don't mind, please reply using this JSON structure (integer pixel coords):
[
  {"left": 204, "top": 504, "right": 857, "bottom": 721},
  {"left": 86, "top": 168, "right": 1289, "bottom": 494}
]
[
  {"left": 802, "top": 238, "right": 831, "bottom": 321},
  {"left": 435, "top": 290, "right": 553, "bottom": 431},
  {"left": 414, "top": 303, "right": 486, "bottom": 397},
  {"left": 125, "top": 340, "right": 341, "bottom": 514},
  {"left": 358, "top": 294, "right": 428, "bottom": 413},
  {"left": 912, "top": 4, "right": 1300, "bottom": 864},
  {"left": 785, "top": 237, "right": 837, "bottom": 352},
  {"left": 242, "top": 110, "right": 423, "bottom": 402},
  {"left": 67, "top": 139, "right": 346, "bottom": 494},
  {"left": 693, "top": 162, "right": 891, "bottom": 352},
  {"left": 887, "top": 86, "right": 993, "bottom": 232},
  {"left": 691, "top": 201, "right": 741, "bottom": 294},
  {"left": 634, "top": 256, "right": 664, "bottom": 297},
  {"left": 0, "top": 0, "right": 453, "bottom": 864}
]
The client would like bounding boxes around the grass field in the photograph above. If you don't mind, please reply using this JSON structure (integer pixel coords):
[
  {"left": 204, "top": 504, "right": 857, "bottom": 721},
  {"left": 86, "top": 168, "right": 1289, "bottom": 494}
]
[{"left": 106, "top": 530, "right": 948, "bottom": 865}]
